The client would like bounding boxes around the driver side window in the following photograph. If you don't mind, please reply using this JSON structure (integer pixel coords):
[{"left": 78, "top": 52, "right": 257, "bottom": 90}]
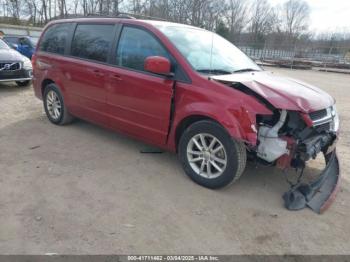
[{"left": 116, "top": 26, "right": 170, "bottom": 72}]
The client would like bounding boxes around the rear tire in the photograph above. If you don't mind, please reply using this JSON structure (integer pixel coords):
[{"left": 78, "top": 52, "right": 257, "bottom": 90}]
[
  {"left": 43, "top": 83, "right": 74, "bottom": 125},
  {"left": 179, "top": 120, "right": 247, "bottom": 189},
  {"left": 16, "top": 80, "right": 31, "bottom": 87}
]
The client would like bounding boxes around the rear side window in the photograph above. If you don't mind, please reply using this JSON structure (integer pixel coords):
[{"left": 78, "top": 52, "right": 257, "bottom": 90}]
[
  {"left": 39, "top": 23, "right": 71, "bottom": 54},
  {"left": 4, "top": 37, "right": 18, "bottom": 44},
  {"left": 71, "top": 24, "right": 115, "bottom": 62},
  {"left": 116, "top": 26, "right": 169, "bottom": 71},
  {"left": 3, "top": 37, "right": 18, "bottom": 49},
  {"left": 19, "top": 37, "right": 32, "bottom": 47}
]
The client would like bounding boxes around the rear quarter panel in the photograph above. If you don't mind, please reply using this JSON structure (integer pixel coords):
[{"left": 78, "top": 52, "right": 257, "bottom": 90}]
[{"left": 33, "top": 53, "right": 69, "bottom": 101}]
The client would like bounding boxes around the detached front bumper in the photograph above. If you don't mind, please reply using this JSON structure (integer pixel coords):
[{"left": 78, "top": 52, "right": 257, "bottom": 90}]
[
  {"left": 0, "top": 68, "right": 32, "bottom": 82},
  {"left": 283, "top": 135, "right": 340, "bottom": 214}
]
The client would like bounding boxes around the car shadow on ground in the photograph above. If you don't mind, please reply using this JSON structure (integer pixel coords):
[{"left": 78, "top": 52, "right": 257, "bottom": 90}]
[
  {"left": 0, "top": 82, "right": 31, "bottom": 95},
  {"left": 1, "top": 113, "right": 348, "bottom": 216}
]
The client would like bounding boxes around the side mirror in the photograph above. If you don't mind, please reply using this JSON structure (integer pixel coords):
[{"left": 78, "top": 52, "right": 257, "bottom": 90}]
[{"left": 144, "top": 56, "right": 173, "bottom": 77}]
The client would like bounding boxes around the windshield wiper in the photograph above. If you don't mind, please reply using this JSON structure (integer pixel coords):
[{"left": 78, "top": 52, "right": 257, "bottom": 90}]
[
  {"left": 233, "top": 68, "right": 260, "bottom": 73},
  {"left": 197, "top": 69, "right": 232, "bottom": 75}
]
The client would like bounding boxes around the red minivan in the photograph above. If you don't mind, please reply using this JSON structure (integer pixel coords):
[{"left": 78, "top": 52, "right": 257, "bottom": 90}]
[{"left": 33, "top": 18, "right": 340, "bottom": 213}]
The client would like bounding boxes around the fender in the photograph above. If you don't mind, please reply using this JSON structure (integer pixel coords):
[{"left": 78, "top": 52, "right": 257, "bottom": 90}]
[
  {"left": 167, "top": 99, "right": 272, "bottom": 151},
  {"left": 34, "top": 55, "right": 70, "bottom": 104}
]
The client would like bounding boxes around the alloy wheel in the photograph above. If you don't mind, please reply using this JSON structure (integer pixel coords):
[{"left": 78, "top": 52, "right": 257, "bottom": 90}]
[
  {"left": 186, "top": 133, "right": 227, "bottom": 179},
  {"left": 46, "top": 90, "right": 62, "bottom": 120}
]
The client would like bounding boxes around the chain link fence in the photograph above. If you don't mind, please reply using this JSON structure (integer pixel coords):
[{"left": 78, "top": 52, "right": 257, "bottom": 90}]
[{"left": 237, "top": 42, "right": 350, "bottom": 72}]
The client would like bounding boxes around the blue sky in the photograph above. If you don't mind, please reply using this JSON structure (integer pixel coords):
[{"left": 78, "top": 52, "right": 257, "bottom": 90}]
[{"left": 269, "top": 0, "right": 350, "bottom": 33}]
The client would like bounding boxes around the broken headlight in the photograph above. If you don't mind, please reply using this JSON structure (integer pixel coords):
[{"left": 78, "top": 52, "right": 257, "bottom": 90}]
[{"left": 331, "top": 105, "right": 339, "bottom": 132}]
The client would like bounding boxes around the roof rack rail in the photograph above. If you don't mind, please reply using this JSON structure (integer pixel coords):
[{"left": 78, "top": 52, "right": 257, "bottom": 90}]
[
  {"left": 86, "top": 13, "right": 118, "bottom": 18},
  {"left": 120, "top": 12, "right": 167, "bottom": 21},
  {"left": 117, "top": 13, "right": 137, "bottom": 19},
  {"left": 85, "top": 12, "right": 166, "bottom": 21}
]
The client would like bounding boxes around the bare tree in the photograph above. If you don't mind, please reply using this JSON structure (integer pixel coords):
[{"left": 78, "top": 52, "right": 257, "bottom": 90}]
[
  {"left": 129, "top": 0, "right": 146, "bottom": 14},
  {"left": 57, "top": 0, "right": 67, "bottom": 17},
  {"left": 248, "top": 0, "right": 276, "bottom": 45},
  {"left": 23, "top": 0, "right": 38, "bottom": 24},
  {"left": 168, "top": 0, "right": 190, "bottom": 24},
  {"left": 41, "top": 0, "right": 48, "bottom": 22},
  {"left": 225, "top": 0, "right": 249, "bottom": 42},
  {"left": 282, "top": 0, "right": 310, "bottom": 38},
  {"left": 149, "top": 0, "right": 169, "bottom": 20},
  {"left": 0, "top": 0, "right": 315, "bottom": 49},
  {"left": 112, "top": 0, "right": 123, "bottom": 15},
  {"left": 7, "top": 0, "right": 21, "bottom": 22},
  {"left": 202, "top": 0, "right": 225, "bottom": 31}
]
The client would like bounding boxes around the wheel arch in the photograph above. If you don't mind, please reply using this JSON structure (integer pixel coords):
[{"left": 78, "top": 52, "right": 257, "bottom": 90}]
[
  {"left": 175, "top": 115, "right": 211, "bottom": 150},
  {"left": 174, "top": 114, "right": 241, "bottom": 152},
  {"left": 41, "top": 78, "right": 55, "bottom": 96}
]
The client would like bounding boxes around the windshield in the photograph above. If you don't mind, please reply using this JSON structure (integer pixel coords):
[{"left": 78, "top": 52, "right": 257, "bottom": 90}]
[
  {"left": 155, "top": 25, "right": 261, "bottom": 75},
  {"left": 0, "top": 39, "right": 10, "bottom": 49}
]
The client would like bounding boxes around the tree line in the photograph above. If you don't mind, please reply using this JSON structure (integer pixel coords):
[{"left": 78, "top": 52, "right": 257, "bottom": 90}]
[{"left": 1, "top": 0, "right": 349, "bottom": 51}]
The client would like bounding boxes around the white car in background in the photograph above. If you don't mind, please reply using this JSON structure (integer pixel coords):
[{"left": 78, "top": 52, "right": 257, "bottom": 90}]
[{"left": 0, "top": 39, "right": 32, "bottom": 87}]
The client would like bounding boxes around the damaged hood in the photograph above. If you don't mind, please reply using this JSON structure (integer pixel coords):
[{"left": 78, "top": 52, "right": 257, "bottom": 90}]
[{"left": 212, "top": 71, "right": 335, "bottom": 113}]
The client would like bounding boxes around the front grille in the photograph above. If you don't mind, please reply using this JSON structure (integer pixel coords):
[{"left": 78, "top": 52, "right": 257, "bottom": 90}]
[
  {"left": 0, "top": 68, "right": 29, "bottom": 80},
  {"left": 307, "top": 107, "right": 334, "bottom": 134},
  {"left": 316, "top": 122, "right": 331, "bottom": 132},
  {"left": 0, "top": 62, "right": 21, "bottom": 71},
  {"left": 309, "top": 107, "right": 333, "bottom": 128},
  {"left": 309, "top": 109, "right": 328, "bottom": 121}
]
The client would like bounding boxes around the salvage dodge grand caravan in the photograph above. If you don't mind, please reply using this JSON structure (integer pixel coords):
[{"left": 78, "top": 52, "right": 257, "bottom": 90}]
[{"left": 33, "top": 18, "right": 340, "bottom": 213}]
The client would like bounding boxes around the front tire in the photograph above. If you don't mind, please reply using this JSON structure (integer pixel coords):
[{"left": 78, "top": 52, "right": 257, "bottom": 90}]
[
  {"left": 179, "top": 120, "right": 247, "bottom": 189},
  {"left": 43, "top": 83, "right": 74, "bottom": 125},
  {"left": 16, "top": 80, "right": 31, "bottom": 87}
]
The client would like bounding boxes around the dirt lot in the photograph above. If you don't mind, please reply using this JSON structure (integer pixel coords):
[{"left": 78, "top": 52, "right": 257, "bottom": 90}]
[{"left": 0, "top": 68, "right": 349, "bottom": 255}]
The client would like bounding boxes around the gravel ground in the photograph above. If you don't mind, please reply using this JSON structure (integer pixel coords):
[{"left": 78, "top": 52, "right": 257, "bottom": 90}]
[{"left": 0, "top": 68, "right": 349, "bottom": 255}]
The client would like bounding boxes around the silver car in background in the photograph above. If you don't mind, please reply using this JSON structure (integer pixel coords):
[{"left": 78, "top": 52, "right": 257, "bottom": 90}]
[{"left": 0, "top": 39, "right": 32, "bottom": 87}]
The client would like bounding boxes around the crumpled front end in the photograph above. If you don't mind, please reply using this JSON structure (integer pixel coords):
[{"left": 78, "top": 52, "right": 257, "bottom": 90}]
[
  {"left": 212, "top": 73, "right": 341, "bottom": 213},
  {"left": 283, "top": 151, "right": 340, "bottom": 213},
  {"left": 255, "top": 106, "right": 340, "bottom": 213}
]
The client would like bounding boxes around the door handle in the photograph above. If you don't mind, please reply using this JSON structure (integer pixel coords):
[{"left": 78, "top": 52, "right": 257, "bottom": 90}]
[{"left": 111, "top": 74, "right": 123, "bottom": 81}]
